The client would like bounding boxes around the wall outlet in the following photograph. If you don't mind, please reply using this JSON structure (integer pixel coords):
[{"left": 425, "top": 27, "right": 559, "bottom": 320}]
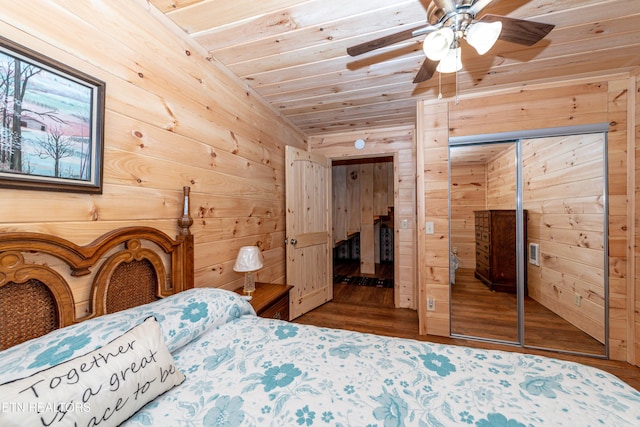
[
  {"left": 574, "top": 293, "right": 581, "bottom": 307},
  {"left": 425, "top": 221, "right": 434, "bottom": 234},
  {"left": 427, "top": 296, "right": 435, "bottom": 311}
]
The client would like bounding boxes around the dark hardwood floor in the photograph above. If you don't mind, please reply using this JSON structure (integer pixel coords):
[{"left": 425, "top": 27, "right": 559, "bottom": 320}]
[
  {"left": 451, "top": 268, "right": 605, "bottom": 355},
  {"left": 295, "top": 260, "right": 640, "bottom": 391},
  {"left": 332, "top": 259, "right": 394, "bottom": 280}
]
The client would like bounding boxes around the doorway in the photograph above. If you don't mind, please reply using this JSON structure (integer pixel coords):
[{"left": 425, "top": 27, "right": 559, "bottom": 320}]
[{"left": 331, "top": 156, "right": 395, "bottom": 307}]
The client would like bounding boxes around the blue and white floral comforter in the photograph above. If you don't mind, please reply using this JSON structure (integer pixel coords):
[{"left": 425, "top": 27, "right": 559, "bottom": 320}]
[{"left": 1, "top": 288, "right": 639, "bottom": 426}]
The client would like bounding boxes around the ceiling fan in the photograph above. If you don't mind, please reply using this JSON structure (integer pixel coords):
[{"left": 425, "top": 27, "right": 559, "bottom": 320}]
[{"left": 346, "top": 0, "right": 555, "bottom": 83}]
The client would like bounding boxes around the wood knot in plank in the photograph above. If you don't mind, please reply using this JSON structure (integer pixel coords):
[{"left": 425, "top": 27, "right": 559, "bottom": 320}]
[
  {"left": 613, "top": 89, "right": 627, "bottom": 102},
  {"left": 90, "top": 206, "right": 99, "bottom": 221}
]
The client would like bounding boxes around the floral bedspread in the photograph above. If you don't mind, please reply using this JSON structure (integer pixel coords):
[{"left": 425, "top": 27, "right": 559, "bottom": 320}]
[
  {"left": 127, "top": 308, "right": 640, "bottom": 426},
  {"left": 2, "top": 288, "right": 639, "bottom": 426}
]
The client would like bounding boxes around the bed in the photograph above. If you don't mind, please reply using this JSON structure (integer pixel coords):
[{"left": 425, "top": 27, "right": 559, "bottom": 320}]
[{"left": 1, "top": 193, "right": 639, "bottom": 426}]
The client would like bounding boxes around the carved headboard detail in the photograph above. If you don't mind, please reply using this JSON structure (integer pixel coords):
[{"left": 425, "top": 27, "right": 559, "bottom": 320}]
[{"left": 0, "top": 186, "right": 195, "bottom": 350}]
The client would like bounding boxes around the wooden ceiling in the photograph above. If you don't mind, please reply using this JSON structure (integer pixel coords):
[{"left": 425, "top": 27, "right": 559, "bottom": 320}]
[{"left": 149, "top": 0, "right": 640, "bottom": 136}]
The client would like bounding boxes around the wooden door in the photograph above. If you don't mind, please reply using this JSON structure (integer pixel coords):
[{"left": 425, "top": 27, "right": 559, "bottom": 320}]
[{"left": 285, "top": 146, "right": 332, "bottom": 319}]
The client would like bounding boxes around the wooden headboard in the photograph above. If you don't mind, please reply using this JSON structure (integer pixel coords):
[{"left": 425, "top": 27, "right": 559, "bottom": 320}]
[{"left": 0, "top": 187, "right": 194, "bottom": 350}]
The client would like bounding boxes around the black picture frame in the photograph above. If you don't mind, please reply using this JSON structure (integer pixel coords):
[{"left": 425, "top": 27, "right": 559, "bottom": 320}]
[{"left": 0, "top": 36, "right": 105, "bottom": 194}]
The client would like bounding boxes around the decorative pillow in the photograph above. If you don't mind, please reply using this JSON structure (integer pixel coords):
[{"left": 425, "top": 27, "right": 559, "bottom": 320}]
[
  {"left": 0, "top": 287, "right": 254, "bottom": 383},
  {"left": 0, "top": 317, "right": 185, "bottom": 427}
]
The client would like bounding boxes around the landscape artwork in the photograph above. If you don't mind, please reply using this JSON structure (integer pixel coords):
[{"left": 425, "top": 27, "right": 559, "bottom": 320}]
[{"left": 0, "top": 37, "right": 104, "bottom": 193}]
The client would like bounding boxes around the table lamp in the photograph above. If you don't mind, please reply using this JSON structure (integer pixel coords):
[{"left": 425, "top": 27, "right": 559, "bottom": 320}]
[{"left": 233, "top": 246, "right": 264, "bottom": 298}]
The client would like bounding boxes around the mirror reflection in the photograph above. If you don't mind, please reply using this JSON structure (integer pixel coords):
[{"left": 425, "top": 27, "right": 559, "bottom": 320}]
[
  {"left": 449, "top": 142, "right": 518, "bottom": 343},
  {"left": 449, "top": 133, "right": 606, "bottom": 356},
  {"left": 521, "top": 134, "right": 606, "bottom": 355}
]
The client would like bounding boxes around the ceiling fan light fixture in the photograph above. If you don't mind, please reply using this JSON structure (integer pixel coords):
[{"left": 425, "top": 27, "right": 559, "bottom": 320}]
[
  {"left": 423, "top": 27, "right": 454, "bottom": 61},
  {"left": 466, "top": 21, "right": 502, "bottom": 55},
  {"left": 436, "top": 46, "right": 462, "bottom": 73}
]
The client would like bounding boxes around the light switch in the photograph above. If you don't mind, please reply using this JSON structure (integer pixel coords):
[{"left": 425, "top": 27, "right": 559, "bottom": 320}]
[
  {"left": 401, "top": 219, "right": 408, "bottom": 229},
  {"left": 427, "top": 296, "right": 435, "bottom": 311}
]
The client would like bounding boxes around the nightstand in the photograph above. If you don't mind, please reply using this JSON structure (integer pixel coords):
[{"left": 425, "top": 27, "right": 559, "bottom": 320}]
[{"left": 234, "top": 282, "right": 292, "bottom": 320}]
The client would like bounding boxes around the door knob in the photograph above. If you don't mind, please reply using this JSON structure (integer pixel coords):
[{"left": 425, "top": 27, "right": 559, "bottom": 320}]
[{"left": 290, "top": 238, "right": 298, "bottom": 245}]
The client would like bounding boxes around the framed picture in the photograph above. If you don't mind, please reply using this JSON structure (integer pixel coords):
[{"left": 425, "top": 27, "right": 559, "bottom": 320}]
[{"left": 0, "top": 36, "right": 105, "bottom": 193}]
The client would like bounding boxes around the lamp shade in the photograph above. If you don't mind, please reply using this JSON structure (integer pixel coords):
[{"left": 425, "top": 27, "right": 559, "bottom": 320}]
[
  {"left": 436, "top": 47, "right": 462, "bottom": 73},
  {"left": 466, "top": 21, "right": 502, "bottom": 55},
  {"left": 233, "top": 246, "right": 264, "bottom": 272},
  {"left": 423, "top": 27, "right": 454, "bottom": 61}
]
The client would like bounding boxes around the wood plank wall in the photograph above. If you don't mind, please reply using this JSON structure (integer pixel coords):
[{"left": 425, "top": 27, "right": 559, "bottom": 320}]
[
  {"left": 634, "top": 72, "right": 639, "bottom": 364},
  {"left": 347, "top": 165, "right": 361, "bottom": 233},
  {"left": 0, "top": 0, "right": 306, "bottom": 316},
  {"left": 309, "top": 126, "right": 416, "bottom": 309},
  {"left": 332, "top": 166, "right": 349, "bottom": 241},
  {"left": 418, "top": 77, "right": 636, "bottom": 363},
  {"left": 450, "top": 162, "right": 487, "bottom": 269},
  {"left": 417, "top": 103, "right": 449, "bottom": 334},
  {"left": 359, "top": 164, "right": 375, "bottom": 274},
  {"left": 373, "top": 162, "right": 394, "bottom": 216},
  {"left": 486, "top": 147, "right": 517, "bottom": 209}
]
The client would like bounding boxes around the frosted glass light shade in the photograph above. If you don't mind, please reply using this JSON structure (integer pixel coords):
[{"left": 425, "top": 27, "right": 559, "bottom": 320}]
[
  {"left": 436, "top": 47, "right": 462, "bottom": 73},
  {"left": 233, "top": 246, "right": 264, "bottom": 272},
  {"left": 466, "top": 21, "right": 502, "bottom": 55},
  {"left": 423, "top": 27, "right": 454, "bottom": 61}
]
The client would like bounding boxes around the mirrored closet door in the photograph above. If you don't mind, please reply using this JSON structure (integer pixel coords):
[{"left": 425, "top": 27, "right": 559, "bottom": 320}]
[
  {"left": 449, "top": 129, "right": 607, "bottom": 356},
  {"left": 449, "top": 141, "right": 519, "bottom": 343},
  {"left": 521, "top": 133, "right": 607, "bottom": 356}
]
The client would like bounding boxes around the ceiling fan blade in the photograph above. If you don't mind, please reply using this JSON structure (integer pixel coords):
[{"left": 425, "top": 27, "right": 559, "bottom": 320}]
[
  {"left": 468, "top": 0, "right": 495, "bottom": 16},
  {"left": 347, "top": 25, "right": 431, "bottom": 56},
  {"left": 480, "top": 14, "right": 555, "bottom": 46},
  {"left": 413, "top": 58, "right": 439, "bottom": 83}
]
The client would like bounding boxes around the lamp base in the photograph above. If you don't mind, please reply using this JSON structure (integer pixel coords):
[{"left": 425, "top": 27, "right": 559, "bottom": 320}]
[{"left": 243, "top": 271, "right": 256, "bottom": 296}]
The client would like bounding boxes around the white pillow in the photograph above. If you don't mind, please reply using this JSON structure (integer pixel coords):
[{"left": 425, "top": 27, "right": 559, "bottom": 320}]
[{"left": 0, "top": 317, "right": 185, "bottom": 427}]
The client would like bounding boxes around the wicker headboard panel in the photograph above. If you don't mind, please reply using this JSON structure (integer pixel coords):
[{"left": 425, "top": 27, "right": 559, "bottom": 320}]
[{"left": 0, "top": 187, "right": 194, "bottom": 350}]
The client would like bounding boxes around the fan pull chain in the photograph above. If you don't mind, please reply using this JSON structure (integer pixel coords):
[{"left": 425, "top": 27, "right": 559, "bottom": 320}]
[
  {"left": 455, "top": 69, "right": 459, "bottom": 105},
  {"left": 455, "top": 48, "right": 459, "bottom": 105}
]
